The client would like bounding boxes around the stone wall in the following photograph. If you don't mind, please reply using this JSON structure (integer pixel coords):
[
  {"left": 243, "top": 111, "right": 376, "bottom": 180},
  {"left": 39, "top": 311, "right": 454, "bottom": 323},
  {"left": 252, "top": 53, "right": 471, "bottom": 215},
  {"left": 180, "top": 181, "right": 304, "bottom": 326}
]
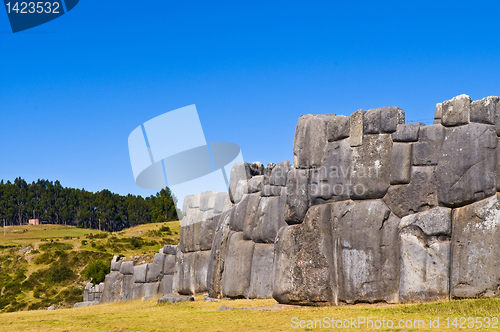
[{"left": 79, "top": 94, "right": 500, "bottom": 307}]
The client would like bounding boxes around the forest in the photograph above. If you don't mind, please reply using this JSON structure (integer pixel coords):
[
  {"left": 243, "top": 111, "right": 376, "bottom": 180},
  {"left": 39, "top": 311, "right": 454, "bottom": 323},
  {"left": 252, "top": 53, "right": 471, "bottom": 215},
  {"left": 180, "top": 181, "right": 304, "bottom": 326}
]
[{"left": 0, "top": 178, "right": 180, "bottom": 231}]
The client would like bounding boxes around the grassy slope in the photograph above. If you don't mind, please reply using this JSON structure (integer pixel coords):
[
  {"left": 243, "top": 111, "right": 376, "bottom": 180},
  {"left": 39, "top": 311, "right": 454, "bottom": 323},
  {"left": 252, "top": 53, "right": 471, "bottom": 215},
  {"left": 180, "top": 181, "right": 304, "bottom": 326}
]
[{"left": 0, "top": 296, "right": 499, "bottom": 331}]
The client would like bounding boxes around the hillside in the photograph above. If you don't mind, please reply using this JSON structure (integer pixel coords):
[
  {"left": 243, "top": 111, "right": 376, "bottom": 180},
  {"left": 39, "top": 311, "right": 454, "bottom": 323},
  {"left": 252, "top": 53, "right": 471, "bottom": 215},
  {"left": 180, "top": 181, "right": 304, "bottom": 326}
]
[{"left": 0, "top": 221, "right": 180, "bottom": 312}]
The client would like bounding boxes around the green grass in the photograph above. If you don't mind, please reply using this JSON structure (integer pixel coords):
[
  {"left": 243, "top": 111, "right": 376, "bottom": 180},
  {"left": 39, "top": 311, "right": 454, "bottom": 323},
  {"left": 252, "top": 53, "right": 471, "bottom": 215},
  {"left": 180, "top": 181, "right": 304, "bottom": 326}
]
[{"left": 0, "top": 296, "right": 498, "bottom": 331}]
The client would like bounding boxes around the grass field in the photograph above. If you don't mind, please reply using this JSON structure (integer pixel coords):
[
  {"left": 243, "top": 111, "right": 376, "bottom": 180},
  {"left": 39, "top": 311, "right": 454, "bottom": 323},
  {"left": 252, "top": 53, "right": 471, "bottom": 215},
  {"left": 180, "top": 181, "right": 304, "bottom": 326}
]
[{"left": 0, "top": 296, "right": 499, "bottom": 331}]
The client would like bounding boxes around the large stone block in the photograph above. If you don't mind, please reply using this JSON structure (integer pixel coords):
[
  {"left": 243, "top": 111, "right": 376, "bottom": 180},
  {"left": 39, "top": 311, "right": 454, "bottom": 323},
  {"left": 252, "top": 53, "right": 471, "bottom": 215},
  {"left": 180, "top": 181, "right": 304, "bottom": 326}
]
[
  {"left": 159, "top": 274, "right": 174, "bottom": 294},
  {"left": 383, "top": 166, "right": 438, "bottom": 218},
  {"left": 273, "top": 204, "right": 336, "bottom": 305},
  {"left": 471, "top": 96, "right": 498, "bottom": 125},
  {"left": 310, "top": 139, "right": 352, "bottom": 204},
  {"left": 269, "top": 160, "right": 291, "bottom": 186},
  {"left": 252, "top": 196, "right": 287, "bottom": 243},
  {"left": 350, "top": 109, "right": 365, "bottom": 147},
  {"left": 441, "top": 94, "right": 471, "bottom": 127},
  {"left": 110, "top": 257, "right": 122, "bottom": 272},
  {"left": 285, "top": 168, "right": 310, "bottom": 225},
  {"left": 229, "top": 162, "right": 251, "bottom": 203},
  {"left": 199, "top": 217, "right": 217, "bottom": 251},
  {"left": 200, "top": 191, "right": 217, "bottom": 211},
  {"left": 163, "top": 255, "right": 175, "bottom": 275},
  {"left": 207, "top": 213, "right": 231, "bottom": 298},
  {"left": 120, "top": 261, "right": 135, "bottom": 275},
  {"left": 194, "top": 250, "right": 211, "bottom": 294},
  {"left": 435, "top": 123, "right": 497, "bottom": 207},
  {"left": 133, "top": 264, "right": 148, "bottom": 283},
  {"left": 246, "top": 244, "right": 275, "bottom": 299},
  {"left": 399, "top": 207, "right": 451, "bottom": 303},
  {"left": 451, "top": 195, "right": 500, "bottom": 298},
  {"left": 363, "top": 108, "right": 381, "bottom": 134},
  {"left": 293, "top": 114, "right": 328, "bottom": 168},
  {"left": 181, "top": 207, "right": 203, "bottom": 227},
  {"left": 380, "top": 106, "right": 405, "bottom": 133},
  {"left": 261, "top": 185, "right": 282, "bottom": 197},
  {"left": 249, "top": 161, "right": 264, "bottom": 176},
  {"left": 163, "top": 245, "right": 177, "bottom": 255},
  {"left": 327, "top": 115, "right": 350, "bottom": 142},
  {"left": 175, "top": 251, "right": 196, "bottom": 295},
  {"left": 247, "top": 175, "right": 264, "bottom": 193},
  {"left": 100, "top": 271, "right": 124, "bottom": 303},
  {"left": 242, "top": 193, "right": 261, "bottom": 240},
  {"left": 143, "top": 282, "right": 160, "bottom": 299},
  {"left": 350, "top": 134, "right": 392, "bottom": 199},
  {"left": 412, "top": 124, "right": 445, "bottom": 166},
  {"left": 214, "top": 192, "right": 231, "bottom": 214},
  {"left": 392, "top": 123, "right": 424, "bottom": 142},
  {"left": 146, "top": 262, "right": 163, "bottom": 283},
  {"left": 264, "top": 163, "right": 276, "bottom": 185},
  {"left": 434, "top": 103, "right": 443, "bottom": 121},
  {"left": 121, "top": 275, "right": 134, "bottom": 301},
  {"left": 333, "top": 200, "right": 399, "bottom": 304},
  {"left": 390, "top": 143, "right": 412, "bottom": 185},
  {"left": 231, "top": 194, "right": 251, "bottom": 232},
  {"left": 221, "top": 232, "right": 255, "bottom": 298},
  {"left": 131, "top": 283, "right": 145, "bottom": 300}
]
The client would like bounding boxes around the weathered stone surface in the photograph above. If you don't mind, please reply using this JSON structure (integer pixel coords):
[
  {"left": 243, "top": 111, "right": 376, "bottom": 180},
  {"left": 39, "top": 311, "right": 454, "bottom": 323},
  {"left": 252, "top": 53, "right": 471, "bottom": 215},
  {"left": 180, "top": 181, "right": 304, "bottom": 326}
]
[
  {"left": 133, "top": 264, "right": 148, "bottom": 283},
  {"left": 383, "top": 166, "right": 438, "bottom": 218},
  {"left": 194, "top": 251, "right": 211, "bottom": 293},
  {"left": 442, "top": 94, "right": 471, "bottom": 127},
  {"left": 229, "top": 162, "right": 251, "bottom": 203},
  {"left": 273, "top": 204, "right": 336, "bottom": 305},
  {"left": 143, "top": 282, "right": 160, "bottom": 299},
  {"left": 157, "top": 295, "right": 194, "bottom": 304},
  {"left": 175, "top": 251, "right": 195, "bottom": 295},
  {"left": 181, "top": 207, "right": 203, "bottom": 227},
  {"left": 199, "top": 218, "right": 216, "bottom": 251},
  {"left": 327, "top": 115, "right": 350, "bottom": 142},
  {"left": 74, "top": 301, "right": 99, "bottom": 308},
  {"left": 363, "top": 108, "right": 381, "bottom": 134},
  {"left": 159, "top": 274, "right": 174, "bottom": 294},
  {"left": 214, "top": 192, "right": 231, "bottom": 214},
  {"left": 163, "top": 255, "right": 175, "bottom": 275},
  {"left": 471, "top": 96, "right": 498, "bottom": 125},
  {"left": 293, "top": 114, "right": 328, "bottom": 168},
  {"left": 232, "top": 180, "right": 249, "bottom": 204},
  {"left": 333, "top": 200, "right": 399, "bottom": 304},
  {"left": 131, "top": 283, "right": 145, "bottom": 300},
  {"left": 249, "top": 162, "right": 264, "bottom": 176},
  {"left": 269, "top": 160, "right": 291, "bottom": 186},
  {"left": 381, "top": 106, "right": 405, "bottom": 133},
  {"left": 146, "top": 262, "right": 163, "bottom": 283},
  {"left": 246, "top": 243, "right": 275, "bottom": 299},
  {"left": 111, "top": 260, "right": 122, "bottom": 272},
  {"left": 264, "top": 163, "right": 276, "bottom": 185},
  {"left": 221, "top": 232, "right": 255, "bottom": 298},
  {"left": 392, "top": 123, "right": 424, "bottom": 142},
  {"left": 285, "top": 168, "right": 310, "bottom": 225},
  {"left": 261, "top": 184, "right": 282, "bottom": 197},
  {"left": 121, "top": 275, "right": 134, "bottom": 301},
  {"left": 435, "top": 103, "right": 443, "bottom": 120},
  {"left": 435, "top": 123, "right": 497, "bottom": 207},
  {"left": 399, "top": 207, "right": 451, "bottom": 303},
  {"left": 231, "top": 194, "right": 250, "bottom": 232},
  {"left": 202, "top": 209, "right": 215, "bottom": 222},
  {"left": 350, "top": 134, "right": 392, "bottom": 199},
  {"left": 207, "top": 213, "right": 231, "bottom": 298},
  {"left": 182, "top": 195, "right": 192, "bottom": 215},
  {"left": 412, "top": 124, "right": 445, "bottom": 166},
  {"left": 247, "top": 175, "right": 264, "bottom": 193},
  {"left": 390, "top": 143, "right": 412, "bottom": 185},
  {"left": 190, "top": 193, "right": 201, "bottom": 208},
  {"left": 497, "top": 138, "right": 500, "bottom": 192},
  {"left": 252, "top": 196, "right": 287, "bottom": 243},
  {"left": 200, "top": 191, "right": 217, "bottom": 211},
  {"left": 163, "top": 245, "right": 177, "bottom": 255},
  {"left": 451, "top": 194, "right": 500, "bottom": 298},
  {"left": 242, "top": 193, "right": 261, "bottom": 240},
  {"left": 350, "top": 109, "right": 365, "bottom": 147},
  {"left": 100, "top": 271, "right": 124, "bottom": 303},
  {"left": 310, "top": 139, "right": 352, "bottom": 204}
]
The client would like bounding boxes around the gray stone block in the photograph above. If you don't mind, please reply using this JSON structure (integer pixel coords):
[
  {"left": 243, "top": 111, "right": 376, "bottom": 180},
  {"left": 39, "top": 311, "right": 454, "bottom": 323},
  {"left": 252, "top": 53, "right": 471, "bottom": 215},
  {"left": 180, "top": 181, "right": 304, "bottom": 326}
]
[
  {"left": 252, "top": 196, "right": 287, "bottom": 243},
  {"left": 246, "top": 243, "right": 275, "bottom": 299},
  {"left": 163, "top": 245, "right": 177, "bottom": 255},
  {"left": 214, "top": 192, "right": 231, "bottom": 214},
  {"left": 133, "top": 264, "right": 148, "bottom": 283},
  {"left": 157, "top": 295, "right": 194, "bottom": 304},
  {"left": 264, "top": 163, "right": 276, "bottom": 185},
  {"left": 383, "top": 166, "right": 438, "bottom": 218},
  {"left": 412, "top": 124, "right": 445, "bottom": 166},
  {"left": 189, "top": 193, "right": 201, "bottom": 208},
  {"left": 121, "top": 275, "right": 134, "bottom": 301},
  {"left": 293, "top": 114, "right": 328, "bottom": 168},
  {"left": 435, "top": 102, "right": 443, "bottom": 120},
  {"left": 231, "top": 194, "right": 251, "bottom": 232},
  {"left": 350, "top": 134, "right": 392, "bottom": 199},
  {"left": 110, "top": 257, "right": 122, "bottom": 272},
  {"left": 200, "top": 191, "right": 217, "bottom": 211},
  {"left": 269, "top": 160, "right": 291, "bottom": 186},
  {"left": 131, "top": 283, "right": 145, "bottom": 300},
  {"left": 202, "top": 209, "right": 215, "bottom": 222},
  {"left": 120, "top": 261, "right": 135, "bottom": 275},
  {"left": 221, "top": 232, "right": 255, "bottom": 298},
  {"left": 285, "top": 168, "right": 310, "bottom": 225},
  {"left": 497, "top": 138, "right": 500, "bottom": 192},
  {"left": 143, "top": 282, "right": 160, "bottom": 299},
  {"left": 327, "top": 115, "right": 350, "bottom": 142},
  {"left": 199, "top": 217, "right": 216, "bottom": 251},
  {"left": 350, "top": 109, "right": 365, "bottom": 147},
  {"left": 232, "top": 180, "right": 248, "bottom": 204},
  {"left": 247, "top": 175, "right": 264, "bottom": 193},
  {"left": 163, "top": 255, "right": 175, "bottom": 275},
  {"left": 181, "top": 207, "right": 203, "bottom": 227},
  {"left": 100, "top": 271, "right": 124, "bottom": 303},
  {"left": 146, "top": 262, "right": 163, "bottom": 283},
  {"left": 74, "top": 301, "right": 99, "bottom": 308},
  {"left": 363, "top": 108, "right": 381, "bottom": 134},
  {"left": 390, "top": 143, "right": 412, "bottom": 185},
  {"left": 451, "top": 194, "right": 500, "bottom": 298},
  {"left": 159, "top": 274, "right": 174, "bottom": 294},
  {"left": 207, "top": 211, "right": 232, "bottom": 298},
  {"left": 175, "top": 251, "right": 196, "bottom": 295},
  {"left": 261, "top": 184, "right": 282, "bottom": 197},
  {"left": 242, "top": 193, "right": 261, "bottom": 240},
  {"left": 441, "top": 94, "right": 471, "bottom": 127},
  {"left": 194, "top": 250, "right": 211, "bottom": 293},
  {"left": 399, "top": 207, "right": 451, "bottom": 303},
  {"left": 435, "top": 123, "right": 497, "bottom": 207},
  {"left": 471, "top": 96, "right": 498, "bottom": 125},
  {"left": 381, "top": 106, "right": 405, "bottom": 133},
  {"left": 333, "top": 200, "right": 399, "bottom": 304},
  {"left": 392, "top": 123, "right": 424, "bottom": 142},
  {"left": 273, "top": 204, "right": 336, "bottom": 305},
  {"left": 310, "top": 139, "right": 352, "bottom": 204},
  {"left": 229, "top": 162, "right": 251, "bottom": 203},
  {"left": 249, "top": 161, "right": 264, "bottom": 176}
]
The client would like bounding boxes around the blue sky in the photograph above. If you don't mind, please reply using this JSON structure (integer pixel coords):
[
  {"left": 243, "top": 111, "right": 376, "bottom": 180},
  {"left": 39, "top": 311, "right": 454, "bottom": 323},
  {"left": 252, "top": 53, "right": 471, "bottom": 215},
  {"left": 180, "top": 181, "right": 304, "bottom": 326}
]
[{"left": 1, "top": 0, "right": 500, "bottom": 201}]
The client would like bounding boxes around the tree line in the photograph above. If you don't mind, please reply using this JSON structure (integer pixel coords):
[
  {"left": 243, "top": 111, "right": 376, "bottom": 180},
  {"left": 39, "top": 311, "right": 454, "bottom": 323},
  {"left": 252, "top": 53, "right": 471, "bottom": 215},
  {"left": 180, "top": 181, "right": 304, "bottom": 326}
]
[{"left": 0, "top": 178, "right": 180, "bottom": 231}]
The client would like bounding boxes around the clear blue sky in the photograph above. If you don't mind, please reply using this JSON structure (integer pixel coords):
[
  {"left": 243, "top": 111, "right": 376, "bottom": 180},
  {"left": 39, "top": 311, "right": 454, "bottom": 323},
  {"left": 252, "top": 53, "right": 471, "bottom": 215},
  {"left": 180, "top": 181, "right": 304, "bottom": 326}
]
[{"left": 1, "top": 0, "right": 500, "bottom": 200}]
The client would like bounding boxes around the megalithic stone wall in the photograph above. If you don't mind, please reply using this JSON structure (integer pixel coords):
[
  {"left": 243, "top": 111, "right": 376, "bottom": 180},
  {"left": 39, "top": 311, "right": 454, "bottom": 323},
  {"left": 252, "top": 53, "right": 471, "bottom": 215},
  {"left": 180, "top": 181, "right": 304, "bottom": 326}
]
[{"left": 82, "top": 94, "right": 500, "bottom": 307}]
